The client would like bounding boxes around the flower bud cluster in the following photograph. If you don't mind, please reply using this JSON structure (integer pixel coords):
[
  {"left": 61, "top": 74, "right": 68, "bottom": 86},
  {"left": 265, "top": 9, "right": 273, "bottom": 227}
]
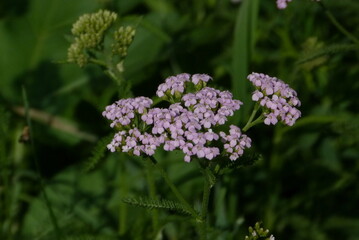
[
  {"left": 67, "top": 10, "right": 117, "bottom": 67},
  {"left": 245, "top": 222, "right": 275, "bottom": 240},
  {"left": 248, "top": 72, "right": 301, "bottom": 126},
  {"left": 103, "top": 73, "right": 251, "bottom": 162},
  {"left": 112, "top": 26, "right": 136, "bottom": 58}
]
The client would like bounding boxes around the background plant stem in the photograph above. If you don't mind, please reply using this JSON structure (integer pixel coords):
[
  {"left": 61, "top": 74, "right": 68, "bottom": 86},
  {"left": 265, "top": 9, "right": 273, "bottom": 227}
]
[
  {"left": 149, "top": 156, "right": 198, "bottom": 218},
  {"left": 145, "top": 158, "right": 159, "bottom": 233},
  {"left": 22, "top": 86, "right": 62, "bottom": 240},
  {"left": 318, "top": 1, "right": 359, "bottom": 45}
]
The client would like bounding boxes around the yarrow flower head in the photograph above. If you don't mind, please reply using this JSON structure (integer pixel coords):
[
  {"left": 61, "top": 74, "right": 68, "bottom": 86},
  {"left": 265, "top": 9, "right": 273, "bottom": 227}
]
[
  {"left": 248, "top": 72, "right": 301, "bottom": 126},
  {"left": 220, "top": 125, "right": 252, "bottom": 161},
  {"left": 276, "top": 0, "right": 292, "bottom": 9},
  {"left": 102, "top": 97, "right": 152, "bottom": 128},
  {"left": 103, "top": 73, "right": 251, "bottom": 162},
  {"left": 156, "top": 73, "right": 212, "bottom": 100},
  {"left": 276, "top": 0, "right": 320, "bottom": 9},
  {"left": 156, "top": 73, "right": 191, "bottom": 99}
]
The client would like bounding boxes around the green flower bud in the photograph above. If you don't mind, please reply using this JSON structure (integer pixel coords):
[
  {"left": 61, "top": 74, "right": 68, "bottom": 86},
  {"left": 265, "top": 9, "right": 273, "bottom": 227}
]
[
  {"left": 67, "top": 9, "right": 118, "bottom": 67},
  {"left": 67, "top": 42, "right": 88, "bottom": 67},
  {"left": 244, "top": 222, "right": 274, "bottom": 240},
  {"left": 71, "top": 9, "right": 117, "bottom": 37},
  {"left": 112, "top": 26, "right": 136, "bottom": 57}
]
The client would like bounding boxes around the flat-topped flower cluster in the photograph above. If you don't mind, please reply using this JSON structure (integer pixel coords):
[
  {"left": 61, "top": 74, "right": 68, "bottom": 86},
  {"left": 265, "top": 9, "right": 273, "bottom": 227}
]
[
  {"left": 248, "top": 72, "right": 301, "bottom": 126},
  {"left": 103, "top": 73, "right": 251, "bottom": 162},
  {"left": 103, "top": 72, "right": 301, "bottom": 162}
]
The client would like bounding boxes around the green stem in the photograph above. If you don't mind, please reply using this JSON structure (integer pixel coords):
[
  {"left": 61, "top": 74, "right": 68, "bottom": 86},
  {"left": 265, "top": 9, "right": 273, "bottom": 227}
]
[
  {"left": 118, "top": 160, "right": 128, "bottom": 235},
  {"left": 198, "top": 168, "right": 212, "bottom": 240},
  {"left": 145, "top": 158, "right": 159, "bottom": 233},
  {"left": 243, "top": 115, "right": 264, "bottom": 132},
  {"left": 148, "top": 156, "right": 198, "bottom": 218},
  {"left": 89, "top": 58, "right": 124, "bottom": 86},
  {"left": 242, "top": 103, "right": 262, "bottom": 132},
  {"left": 105, "top": 69, "right": 123, "bottom": 86},
  {"left": 22, "top": 86, "right": 62, "bottom": 240},
  {"left": 318, "top": 1, "right": 359, "bottom": 45},
  {"left": 151, "top": 97, "right": 166, "bottom": 106},
  {"left": 89, "top": 58, "right": 107, "bottom": 67}
]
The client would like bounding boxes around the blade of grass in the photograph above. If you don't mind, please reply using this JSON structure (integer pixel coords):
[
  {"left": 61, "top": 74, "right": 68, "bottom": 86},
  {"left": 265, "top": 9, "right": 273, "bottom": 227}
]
[
  {"left": 231, "top": 0, "right": 259, "bottom": 125},
  {"left": 22, "top": 86, "right": 62, "bottom": 240}
]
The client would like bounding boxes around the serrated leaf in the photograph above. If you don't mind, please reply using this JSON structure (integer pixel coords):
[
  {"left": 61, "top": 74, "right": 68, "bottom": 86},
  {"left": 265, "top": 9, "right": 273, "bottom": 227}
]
[
  {"left": 83, "top": 134, "right": 113, "bottom": 172},
  {"left": 122, "top": 197, "right": 192, "bottom": 216},
  {"left": 218, "top": 152, "right": 262, "bottom": 175},
  {"left": 297, "top": 44, "right": 358, "bottom": 64},
  {"left": 204, "top": 168, "right": 216, "bottom": 188}
]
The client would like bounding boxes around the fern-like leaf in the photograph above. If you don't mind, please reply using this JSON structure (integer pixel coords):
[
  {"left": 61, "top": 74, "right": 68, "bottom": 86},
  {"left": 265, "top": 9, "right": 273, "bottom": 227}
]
[
  {"left": 83, "top": 134, "right": 113, "bottom": 172},
  {"left": 122, "top": 197, "right": 192, "bottom": 216},
  {"left": 297, "top": 44, "right": 358, "bottom": 64},
  {"left": 216, "top": 152, "right": 262, "bottom": 175}
]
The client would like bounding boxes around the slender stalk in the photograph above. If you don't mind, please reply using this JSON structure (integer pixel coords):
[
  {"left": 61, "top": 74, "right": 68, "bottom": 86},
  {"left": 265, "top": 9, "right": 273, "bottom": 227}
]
[
  {"left": 145, "top": 158, "right": 159, "bottom": 233},
  {"left": 105, "top": 69, "right": 123, "bottom": 86},
  {"left": 89, "top": 58, "right": 124, "bottom": 87},
  {"left": 242, "top": 103, "right": 261, "bottom": 132},
  {"left": 317, "top": 1, "right": 359, "bottom": 45},
  {"left": 118, "top": 160, "right": 128, "bottom": 235},
  {"left": 243, "top": 115, "right": 264, "bottom": 132},
  {"left": 89, "top": 58, "right": 108, "bottom": 67},
  {"left": 148, "top": 156, "right": 198, "bottom": 218},
  {"left": 198, "top": 168, "right": 212, "bottom": 240},
  {"left": 22, "top": 86, "right": 62, "bottom": 240}
]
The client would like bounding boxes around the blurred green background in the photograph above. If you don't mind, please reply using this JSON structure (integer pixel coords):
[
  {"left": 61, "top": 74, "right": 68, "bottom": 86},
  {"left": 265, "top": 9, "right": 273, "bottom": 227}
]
[{"left": 1, "top": 0, "right": 359, "bottom": 239}]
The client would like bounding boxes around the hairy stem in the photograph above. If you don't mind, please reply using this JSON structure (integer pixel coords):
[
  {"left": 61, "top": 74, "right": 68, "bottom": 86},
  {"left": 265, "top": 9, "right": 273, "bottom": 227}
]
[{"left": 198, "top": 168, "right": 212, "bottom": 240}]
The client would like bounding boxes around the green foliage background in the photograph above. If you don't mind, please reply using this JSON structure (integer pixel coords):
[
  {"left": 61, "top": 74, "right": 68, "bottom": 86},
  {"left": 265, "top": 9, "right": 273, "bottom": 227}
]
[{"left": 1, "top": 0, "right": 359, "bottom": 239}]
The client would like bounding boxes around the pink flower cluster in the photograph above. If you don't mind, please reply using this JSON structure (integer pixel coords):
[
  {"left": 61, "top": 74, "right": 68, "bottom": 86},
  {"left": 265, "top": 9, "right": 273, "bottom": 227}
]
[
  {"left": 220, "top": 125, "right": 252, "bottom": 161},
  {"left": 248, "top": 72, "right": 301, "bottom": 126},
  {"left": 102, "top": 97, "right": 152, "bottom": 128},
  {"left": 276, "top": 0, "right": 292, "bottom": 9},
  {"left": 276, "top": 0, "right": 320, "bottom": 9},
  {"left": 103, "top": 73, "right": 251, "bottom": 162},
  {"left": 156, "top": 73, "right": 212, "bottom": 98}
]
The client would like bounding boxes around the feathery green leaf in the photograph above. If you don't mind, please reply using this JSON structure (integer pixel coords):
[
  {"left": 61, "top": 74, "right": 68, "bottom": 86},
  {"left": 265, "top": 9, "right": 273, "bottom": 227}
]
[
  {"left": 122, "top": 197, "right": 192, "bottom": 216},
  {"left": 84, "top": 134, "right": 113, "bottom": 172},
  {"left": 297, "top": 44, "right": 358, "bottom": 64}
]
